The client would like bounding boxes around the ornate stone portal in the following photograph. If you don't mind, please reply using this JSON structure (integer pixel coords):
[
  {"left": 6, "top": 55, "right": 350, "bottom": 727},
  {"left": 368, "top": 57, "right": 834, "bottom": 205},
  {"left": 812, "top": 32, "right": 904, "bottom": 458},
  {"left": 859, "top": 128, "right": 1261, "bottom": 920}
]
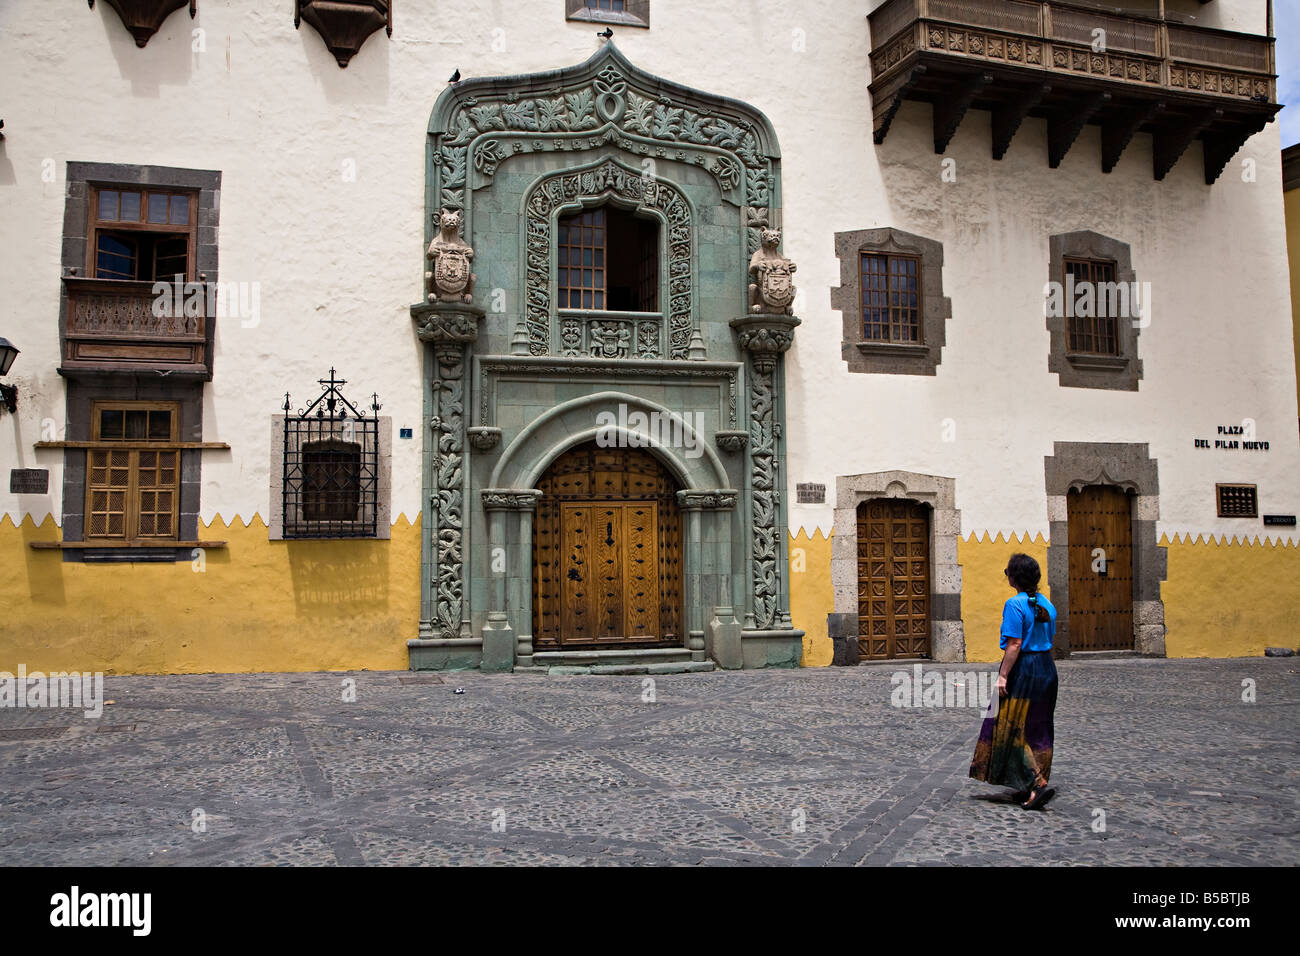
[{"left": 408, "top": 43, "right": 803, "bottom": 671}]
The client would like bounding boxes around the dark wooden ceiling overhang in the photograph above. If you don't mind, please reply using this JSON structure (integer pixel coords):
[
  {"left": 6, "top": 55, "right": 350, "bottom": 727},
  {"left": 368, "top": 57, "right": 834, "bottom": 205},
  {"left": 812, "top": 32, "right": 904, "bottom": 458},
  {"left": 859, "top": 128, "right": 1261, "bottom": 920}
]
[{"left": 868, "top": 2, "right": 1279, "bottom": 185}]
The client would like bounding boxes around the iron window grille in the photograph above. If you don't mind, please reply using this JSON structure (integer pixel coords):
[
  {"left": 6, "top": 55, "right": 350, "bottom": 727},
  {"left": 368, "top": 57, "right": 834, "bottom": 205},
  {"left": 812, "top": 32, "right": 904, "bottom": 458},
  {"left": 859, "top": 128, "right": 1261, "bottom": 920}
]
[
  {"left": 282, "top": 369, "right": 381, "bottom": 538},
  {"left": 1216, "top": 483, "right": 1258, "bottom": 518}
]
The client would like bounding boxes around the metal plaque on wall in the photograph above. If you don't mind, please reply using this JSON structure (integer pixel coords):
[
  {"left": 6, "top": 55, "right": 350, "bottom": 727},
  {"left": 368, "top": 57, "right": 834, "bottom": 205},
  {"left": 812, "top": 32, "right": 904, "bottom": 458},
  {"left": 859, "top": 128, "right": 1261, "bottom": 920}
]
[{"left": 10, "top": 468, "right": 49, "bottom": 494}]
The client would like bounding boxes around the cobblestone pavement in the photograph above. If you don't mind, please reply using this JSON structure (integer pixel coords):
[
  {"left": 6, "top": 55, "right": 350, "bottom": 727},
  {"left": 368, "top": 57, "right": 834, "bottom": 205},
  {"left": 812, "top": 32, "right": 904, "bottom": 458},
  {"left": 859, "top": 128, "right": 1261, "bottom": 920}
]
[{"left": 1, "top": 658, "right": 1296, "bottom": 866}]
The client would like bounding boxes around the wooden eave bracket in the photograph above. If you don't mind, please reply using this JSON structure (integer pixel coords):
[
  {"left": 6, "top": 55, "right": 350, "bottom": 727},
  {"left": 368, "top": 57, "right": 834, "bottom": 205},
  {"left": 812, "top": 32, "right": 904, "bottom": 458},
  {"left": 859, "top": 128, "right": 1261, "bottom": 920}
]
[{"left": 934, "top": 72, "right": 993, "bottom": 154}]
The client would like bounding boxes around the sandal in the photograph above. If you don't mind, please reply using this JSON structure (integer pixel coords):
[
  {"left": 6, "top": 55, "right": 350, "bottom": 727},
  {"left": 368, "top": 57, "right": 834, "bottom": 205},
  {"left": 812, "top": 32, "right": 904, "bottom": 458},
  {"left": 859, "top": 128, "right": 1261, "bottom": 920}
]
[{"left": 1021, "top": 786, "right": 1056, "bottom": 811}]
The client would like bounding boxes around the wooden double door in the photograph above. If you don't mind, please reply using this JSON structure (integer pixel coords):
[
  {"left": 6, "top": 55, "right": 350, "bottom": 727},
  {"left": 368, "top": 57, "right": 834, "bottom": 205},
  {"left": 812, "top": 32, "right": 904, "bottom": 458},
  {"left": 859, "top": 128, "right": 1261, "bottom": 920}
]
[
  {"left": 857, "top": 499, "right": 931, "bottom": 660},
  {"left": 533, "top": 442, "right": 683, "bottom": 648},
  {"left": 1067, "top": 485, "right": 1134, "bottom": 651}
]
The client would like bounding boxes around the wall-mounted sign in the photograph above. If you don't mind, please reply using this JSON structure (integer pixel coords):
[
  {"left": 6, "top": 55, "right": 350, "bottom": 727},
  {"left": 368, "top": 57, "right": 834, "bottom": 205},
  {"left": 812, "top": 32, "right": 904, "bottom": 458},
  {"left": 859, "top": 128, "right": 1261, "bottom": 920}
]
[
  {"left": 1193, "top": 424, "right": 1269, "bottom": 451},
  {"left": 1263, "top": 514, "right": 1297, "bottom": 526},
  {"left": 9, "top": 468, "right": 49, "bottom": 494},
  {"left": 796, "top": 483, "right": 826, "bottom": 504},
  {"left": 399, "top": 428, "right": 413, "bottom": 439}
]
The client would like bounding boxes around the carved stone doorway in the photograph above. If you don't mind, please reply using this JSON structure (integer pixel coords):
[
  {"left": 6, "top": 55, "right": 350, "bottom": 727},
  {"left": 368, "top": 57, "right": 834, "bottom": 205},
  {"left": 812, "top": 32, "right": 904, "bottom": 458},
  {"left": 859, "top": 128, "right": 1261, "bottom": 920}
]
[{"left": 532, "top": 441, "right": 683, "bottom": 649}]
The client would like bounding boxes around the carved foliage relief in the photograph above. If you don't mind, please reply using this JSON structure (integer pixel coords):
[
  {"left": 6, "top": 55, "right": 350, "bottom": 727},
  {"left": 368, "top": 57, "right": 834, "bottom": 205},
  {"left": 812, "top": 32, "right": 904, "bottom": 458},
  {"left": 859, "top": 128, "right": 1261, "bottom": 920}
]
[{"left": 526, "top": 160, "right": 691, "bottom": 358}]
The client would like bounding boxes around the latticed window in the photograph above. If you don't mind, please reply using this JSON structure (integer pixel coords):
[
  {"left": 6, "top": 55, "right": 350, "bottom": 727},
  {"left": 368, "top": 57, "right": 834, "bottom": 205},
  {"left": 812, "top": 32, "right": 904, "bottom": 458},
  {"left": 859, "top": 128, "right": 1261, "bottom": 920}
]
[
  {"left": 85, "top": 402, "right": 179, "bottom": 541},
  {"left": 1064, "top": 257, "right": 1120, "bottom": 355},
  {"left": 302, "top": 440, "right": 362, "bottom": 521},
  {"left": 558, "top": 205, "right": 658, "bottom": 311},
  {"left": 587, "top": 0, "right": 625, "bottom": 9},
  {"left": 282, "top": 370, "right": 380, "bottom": 538},
  {"left": 860, "top": 252, "right": 920, "bottom": 343},
  {"left": 89, "top": 186, "right": 196, "bottom": 281}
]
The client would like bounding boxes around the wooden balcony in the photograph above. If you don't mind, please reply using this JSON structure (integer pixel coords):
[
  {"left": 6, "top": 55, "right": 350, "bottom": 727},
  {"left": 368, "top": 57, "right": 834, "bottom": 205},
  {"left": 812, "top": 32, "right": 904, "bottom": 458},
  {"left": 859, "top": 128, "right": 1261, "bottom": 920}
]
[
  {"left": 60, "top": 277, "right": 214, "bottom": 379},
  {"left": 868, "top": 0, "right": 1280, "bottom": 183}
]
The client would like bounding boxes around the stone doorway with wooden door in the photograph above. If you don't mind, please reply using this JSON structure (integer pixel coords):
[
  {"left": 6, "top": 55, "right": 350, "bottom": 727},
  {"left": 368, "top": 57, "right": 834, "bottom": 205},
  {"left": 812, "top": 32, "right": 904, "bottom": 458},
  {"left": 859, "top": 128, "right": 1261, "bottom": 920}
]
[
  {"left": 532, "top": 441, "right": 684, "bottom": 649},
  {"left": 857, "top": 498, "right": 932, "bottom": 660},
  {"left": 1066, "top": 484, "right": 1135, "bottom": 651}
]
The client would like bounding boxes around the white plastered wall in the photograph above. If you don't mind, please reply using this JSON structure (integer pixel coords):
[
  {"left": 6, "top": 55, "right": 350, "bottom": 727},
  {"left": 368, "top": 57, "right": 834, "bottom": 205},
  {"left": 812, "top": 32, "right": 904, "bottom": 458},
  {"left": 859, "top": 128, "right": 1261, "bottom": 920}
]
[{"left": 0, "top": 0, "right": 1293, "bottom": 545}]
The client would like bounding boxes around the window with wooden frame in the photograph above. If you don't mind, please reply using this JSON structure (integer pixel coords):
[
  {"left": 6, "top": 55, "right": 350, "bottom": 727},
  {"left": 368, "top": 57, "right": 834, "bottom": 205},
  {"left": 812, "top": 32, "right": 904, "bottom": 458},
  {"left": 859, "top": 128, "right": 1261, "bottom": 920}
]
[
  {"left": 558, "top": 206, "right": 658, "bottom": 312},
  {"left": 860, "top": 252, "right": 921, "bottom": 343},
  {"left": 88, "top": 186, "right": 197, "bottom": 282},
  {"left": 85, "top": 401, "right": 180, "bottom": 542},
  {"left": 565, "top": 0, "right": 650, "bottom": 28},
  {"left": 1216, "top": 483, "right": 1258, "bottom": 518},
  {"left": 301, "top": 439, "right": 362, "bottom": 522},
  {"left": 1063, "top": 257, "right": 1120, "bottom": 355}
]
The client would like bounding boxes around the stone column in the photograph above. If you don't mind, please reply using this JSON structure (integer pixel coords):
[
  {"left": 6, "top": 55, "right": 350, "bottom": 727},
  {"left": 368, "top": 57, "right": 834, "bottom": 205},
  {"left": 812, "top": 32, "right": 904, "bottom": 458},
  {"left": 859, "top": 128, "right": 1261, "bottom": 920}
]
[
  {"left": 729, "top": 313, "right": 800, "bottom": 632},
  {"left": 411, "top": 302, "right": 484, "bottom": 642},
  {"left": 678, "top": 489, "right": 740, "bottom": 665},
  {"left": 480, "top": 489, "right": 542, "bottom": 672}
]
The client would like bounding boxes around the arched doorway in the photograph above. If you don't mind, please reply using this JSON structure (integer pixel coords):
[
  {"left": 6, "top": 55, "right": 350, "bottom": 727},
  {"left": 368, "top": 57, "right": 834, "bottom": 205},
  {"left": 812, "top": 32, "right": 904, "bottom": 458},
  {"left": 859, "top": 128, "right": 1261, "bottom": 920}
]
[
  {"left": 532, "top": 440, "right": 683, "bottom": 649},
  {"left": 856, "top": 498, "right": 932, "bottom": 660}
]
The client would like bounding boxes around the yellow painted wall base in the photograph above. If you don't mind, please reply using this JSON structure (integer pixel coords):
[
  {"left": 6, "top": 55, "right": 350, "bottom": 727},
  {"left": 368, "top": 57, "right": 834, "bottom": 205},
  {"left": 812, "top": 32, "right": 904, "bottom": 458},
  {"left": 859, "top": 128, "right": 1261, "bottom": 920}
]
[
  {"left": 1162, "top": 533, "right": 1300, "bottom": 659},
  {"left": 4, "top": 518, "right": 1294, "bottom": 674},
  {"left": 787, "top": 529, "right": 1299, "bottom": 665},
  {"left": 1, "top": 514, "right": 419, "bottom": 674},
  {"left": 789, "top": 528, "right": 833, "bottom": 666}
]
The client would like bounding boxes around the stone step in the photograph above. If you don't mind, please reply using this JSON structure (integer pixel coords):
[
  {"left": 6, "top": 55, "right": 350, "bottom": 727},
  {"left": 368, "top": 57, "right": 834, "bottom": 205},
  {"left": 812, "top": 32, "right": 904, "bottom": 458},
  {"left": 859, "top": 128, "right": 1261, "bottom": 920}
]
[
  {"left": 547, "top": 661, "right": 715, "bottom": 676},
  {"left": 531, "top": 647, "right": 694, "bottom": 668}
]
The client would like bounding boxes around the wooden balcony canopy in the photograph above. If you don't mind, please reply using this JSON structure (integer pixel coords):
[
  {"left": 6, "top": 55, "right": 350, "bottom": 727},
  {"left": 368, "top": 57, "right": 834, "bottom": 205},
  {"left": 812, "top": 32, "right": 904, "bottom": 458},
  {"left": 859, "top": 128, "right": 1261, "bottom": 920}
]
[{"left": 868, "top": 0, "right": 1280, "bottom": 183}]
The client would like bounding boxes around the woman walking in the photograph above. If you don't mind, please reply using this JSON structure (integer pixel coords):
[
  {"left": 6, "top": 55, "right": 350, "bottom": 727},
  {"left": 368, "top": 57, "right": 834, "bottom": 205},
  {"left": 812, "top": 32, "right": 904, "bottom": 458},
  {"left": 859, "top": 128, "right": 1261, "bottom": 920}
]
[{"left": 969, "top": 552, "right": 1059, "bottom": 810}]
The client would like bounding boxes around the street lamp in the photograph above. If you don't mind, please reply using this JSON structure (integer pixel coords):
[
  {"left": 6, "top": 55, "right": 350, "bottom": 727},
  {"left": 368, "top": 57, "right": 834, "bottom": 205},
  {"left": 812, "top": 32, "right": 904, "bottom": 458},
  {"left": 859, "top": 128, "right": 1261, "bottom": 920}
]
[{"left": 0, "top": 338, "right": 19, "bottom": 414}]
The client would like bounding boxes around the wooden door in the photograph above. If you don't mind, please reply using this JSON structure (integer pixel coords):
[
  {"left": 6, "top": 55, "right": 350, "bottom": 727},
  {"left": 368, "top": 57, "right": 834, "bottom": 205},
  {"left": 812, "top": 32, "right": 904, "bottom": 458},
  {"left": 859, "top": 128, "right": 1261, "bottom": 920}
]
[
  {"left": 857, "top": 499, "right": 931, "bottom": 660},
  {"left": 1067, "top": 485, "right": 1134, "bottom": 651},
  {"left": 533, "top": 442, "right": 682, "bottom": 648}
]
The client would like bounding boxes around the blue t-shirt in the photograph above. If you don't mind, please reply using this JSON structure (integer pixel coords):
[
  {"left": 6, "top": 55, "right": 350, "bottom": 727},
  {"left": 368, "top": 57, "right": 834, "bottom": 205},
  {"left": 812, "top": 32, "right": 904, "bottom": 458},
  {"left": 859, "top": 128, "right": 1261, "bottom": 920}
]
[{"left": 1000, "top": 591, "right": 1056, "bottom": 652}]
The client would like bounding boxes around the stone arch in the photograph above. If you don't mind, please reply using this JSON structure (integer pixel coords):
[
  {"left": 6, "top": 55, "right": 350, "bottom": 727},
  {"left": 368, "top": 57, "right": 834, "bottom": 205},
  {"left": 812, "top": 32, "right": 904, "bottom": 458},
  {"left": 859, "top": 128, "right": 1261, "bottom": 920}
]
[{"left": 489, "top": 390, "right": 730, "bottom": 493}]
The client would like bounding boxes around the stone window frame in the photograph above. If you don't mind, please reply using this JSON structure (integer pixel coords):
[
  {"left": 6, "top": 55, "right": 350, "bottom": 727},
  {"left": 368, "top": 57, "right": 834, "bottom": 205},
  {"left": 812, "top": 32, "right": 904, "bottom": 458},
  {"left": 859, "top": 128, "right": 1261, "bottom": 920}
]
[
  {"left": 1047, "top": 230, "right": 1143, "bottom": 391},
  {"left": 57, "top": 162, "right": 221, "bottom": 564},
  {"left": 268, "top": 416, "right": 393, "bottom": 541},
  {"left": 827, "top": 471, "right": 966, "bottom": 663},
  {"left": 831, "top": 228, "right": 951, "bottom": 376},
  {"left": 1044, "top": 441, "right": 1166, "bottom": 657},
  {"left": 565, "top": 0, "right": 650, "bottom": 29}
]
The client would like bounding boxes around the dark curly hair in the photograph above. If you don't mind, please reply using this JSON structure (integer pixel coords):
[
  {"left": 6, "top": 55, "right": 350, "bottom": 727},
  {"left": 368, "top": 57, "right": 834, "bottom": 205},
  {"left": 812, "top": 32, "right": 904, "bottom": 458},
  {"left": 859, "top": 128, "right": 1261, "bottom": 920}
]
[{"left": 1006, "top": 552, "right": 1050, "bottom": 623}]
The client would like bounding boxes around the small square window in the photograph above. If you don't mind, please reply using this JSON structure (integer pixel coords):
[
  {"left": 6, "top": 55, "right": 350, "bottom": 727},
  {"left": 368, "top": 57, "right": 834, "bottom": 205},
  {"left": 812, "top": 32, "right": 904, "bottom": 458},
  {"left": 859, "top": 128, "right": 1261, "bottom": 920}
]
[
  {"left": 565, "top": 0, "right": 649, "bottom": 28},
  {"left": 1216, "top": 484, "right": 1258, "bottom": 518}
]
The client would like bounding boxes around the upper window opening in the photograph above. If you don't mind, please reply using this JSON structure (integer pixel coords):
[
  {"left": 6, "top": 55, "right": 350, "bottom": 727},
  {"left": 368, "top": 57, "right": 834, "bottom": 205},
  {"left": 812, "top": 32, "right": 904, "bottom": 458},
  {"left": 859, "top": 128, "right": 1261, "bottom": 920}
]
[
  {"left": 565, "top": 0, "right": 649, "bottom": 28},
  {"left": 89, "top": 186, "right": 196, "bottom": 282},
  {"left": 860, "top": 252, "right": 921, "bottom": 344},
  {"left": 558, "top": 206, "right": 658, "bottom": 312},
  {"left": 301, "top": 439, "right": 363, "bottom": 522},
  {"left": 1063, "top": 257, "right": 1120, "bottom": 355}
]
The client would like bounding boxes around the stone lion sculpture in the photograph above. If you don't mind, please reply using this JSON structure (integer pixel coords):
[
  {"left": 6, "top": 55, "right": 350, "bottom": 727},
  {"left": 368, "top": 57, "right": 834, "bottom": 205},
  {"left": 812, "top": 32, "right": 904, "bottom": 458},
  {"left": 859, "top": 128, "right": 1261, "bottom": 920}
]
[
  {"left": 748, "top": 227, "right": 796, "bottom": 315},
  {"left": 425, "top": 208, "right": 476, "bottom": 304}
]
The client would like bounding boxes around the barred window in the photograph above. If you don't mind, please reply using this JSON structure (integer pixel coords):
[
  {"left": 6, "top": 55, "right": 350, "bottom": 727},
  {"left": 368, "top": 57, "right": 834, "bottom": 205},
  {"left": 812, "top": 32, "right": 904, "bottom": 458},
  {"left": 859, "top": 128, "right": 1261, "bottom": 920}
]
[
  {"left": 85, "top": 401, "right": 180, "bottom": 542},
  {"left": 860, "top": 253, "right": 921, "bottom": 343},
  {"left": 1064, "top": 257, "right": 1120, "bottom": 355},
  {"left": 302, "top": 440, "right": 362, "bottom": 522},
  {"left": 279, "top": 370, "right": 382, "bottom": 539}
]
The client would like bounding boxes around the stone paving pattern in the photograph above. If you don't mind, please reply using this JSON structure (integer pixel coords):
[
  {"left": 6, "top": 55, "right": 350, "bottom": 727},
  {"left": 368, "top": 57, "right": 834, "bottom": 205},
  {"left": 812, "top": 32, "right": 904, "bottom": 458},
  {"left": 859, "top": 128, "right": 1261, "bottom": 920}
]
[{"left": 0, "top": 659, "right": 1296, "bottom": 865}]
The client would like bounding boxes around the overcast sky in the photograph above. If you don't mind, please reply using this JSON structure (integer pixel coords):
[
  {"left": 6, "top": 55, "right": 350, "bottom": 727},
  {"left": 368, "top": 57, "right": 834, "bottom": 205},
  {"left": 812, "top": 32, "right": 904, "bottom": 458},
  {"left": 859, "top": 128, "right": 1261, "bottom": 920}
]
[{"left": 1278, "top": 1, "right": 1299, "bottom": 147}]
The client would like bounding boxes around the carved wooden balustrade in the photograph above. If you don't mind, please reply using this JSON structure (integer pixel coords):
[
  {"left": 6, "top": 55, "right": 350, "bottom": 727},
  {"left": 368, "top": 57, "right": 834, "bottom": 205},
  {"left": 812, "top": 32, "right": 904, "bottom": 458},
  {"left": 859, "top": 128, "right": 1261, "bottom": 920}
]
[
  {"left": 868, "top": 0, "right": 1279, "bottom": 183},
  {"left": 60, "top": 277, "right": 214, "bottom": 379}
]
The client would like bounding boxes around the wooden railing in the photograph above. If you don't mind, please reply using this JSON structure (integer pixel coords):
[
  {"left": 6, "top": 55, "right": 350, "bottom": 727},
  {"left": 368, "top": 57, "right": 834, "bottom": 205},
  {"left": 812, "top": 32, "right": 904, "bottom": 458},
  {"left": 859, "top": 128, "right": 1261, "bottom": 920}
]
[
  {"left": 869, "top": 0, "right": 1276, "bottom": 102},
  {"left": 61, "top": 277, "right": 213, "bottom": 377}
]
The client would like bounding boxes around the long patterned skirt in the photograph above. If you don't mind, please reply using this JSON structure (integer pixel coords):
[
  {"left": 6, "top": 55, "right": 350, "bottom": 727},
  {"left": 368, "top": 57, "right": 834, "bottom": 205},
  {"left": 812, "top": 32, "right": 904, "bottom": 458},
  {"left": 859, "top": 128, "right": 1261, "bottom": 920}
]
[{"left": 969, "top": 650, "right": 1058, "bottom": 792}]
